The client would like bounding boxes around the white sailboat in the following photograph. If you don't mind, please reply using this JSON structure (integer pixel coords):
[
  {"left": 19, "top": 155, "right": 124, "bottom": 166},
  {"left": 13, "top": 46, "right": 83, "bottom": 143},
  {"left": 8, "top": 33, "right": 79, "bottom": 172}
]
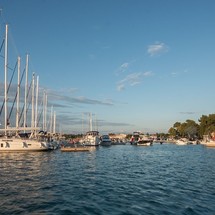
[{"left": 0, "top": 24, "right": 50, "bottom": 152}]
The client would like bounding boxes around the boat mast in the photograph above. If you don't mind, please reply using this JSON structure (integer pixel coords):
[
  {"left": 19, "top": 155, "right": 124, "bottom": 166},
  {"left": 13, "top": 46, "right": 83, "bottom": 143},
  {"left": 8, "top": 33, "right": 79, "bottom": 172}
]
[
  {"left": 42, "top": 91, "right": 47, "bottom": 132},
  {"left": 16, "top": 56, "right": 21, "bottom": 135},
  {"left": 94, "top": 113, "right": 98, "bottom": 131},
  {"left": 24, "top": 54, "right": 29, "bottom": 131},
  {"left": 4, "top": 24, "right": 8, "bottom": 136},
  {"left": 82, "top": 112, "right": 84, "bottom": 134},
  {"left": 53, "top": 111, "right": 56, "bottom": 134},
  {"left": 49, "top": 105, "right": 53, "bottom": 134},
  {"left": 31, "top": 73, "right": 35, "bottom": 136},
  {"left": 35, "top": 75, "right": 39, "bottom": 130},
  {"left": 45, "top": 93, "right": 47, "bottom": 132},
  {"left": 43, "top": 91, "right": 45, "bottom": 131},
  {"left": 89, "top": 112, "right": 93, "bottom": 131}
]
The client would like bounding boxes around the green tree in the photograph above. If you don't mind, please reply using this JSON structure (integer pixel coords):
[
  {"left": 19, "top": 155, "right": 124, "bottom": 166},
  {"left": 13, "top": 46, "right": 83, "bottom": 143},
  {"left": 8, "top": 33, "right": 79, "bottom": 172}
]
[
  {"left": 168, "top": 127, "right": 177, "bottom": 137},
  {"left": 199, "top": 114, "right": 215, "bottom": 138}
]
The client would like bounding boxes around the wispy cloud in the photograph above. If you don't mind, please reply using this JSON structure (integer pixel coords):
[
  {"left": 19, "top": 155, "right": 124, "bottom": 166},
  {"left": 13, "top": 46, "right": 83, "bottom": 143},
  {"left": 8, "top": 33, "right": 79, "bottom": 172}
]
[
  {"left": 117, "top": 71, "right": 153, "bottom": 91},
  {"left": 147, "top": 42, "right": 169, "bottom": 56},
  {"left": 115, "top": 62, "right": 130, "bottom": 75},
  {"left": 47, "top": 89, "right": 114, "bottom": 107},
  {"left": 97, "top": 120, "right": 132, "bottom": 127},
  {"left": 171, "top": 69, "right": 189, "bottom": 77},
  {"left": 180, "top": 112, "right": 195, "bottom": 115}
]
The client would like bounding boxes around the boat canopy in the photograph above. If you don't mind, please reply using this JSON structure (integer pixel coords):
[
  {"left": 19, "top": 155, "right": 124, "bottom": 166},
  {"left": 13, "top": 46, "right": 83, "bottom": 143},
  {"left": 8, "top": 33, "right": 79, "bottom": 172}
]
[{"left": 86, "top": 131, "right": 99, "bottom": 136}]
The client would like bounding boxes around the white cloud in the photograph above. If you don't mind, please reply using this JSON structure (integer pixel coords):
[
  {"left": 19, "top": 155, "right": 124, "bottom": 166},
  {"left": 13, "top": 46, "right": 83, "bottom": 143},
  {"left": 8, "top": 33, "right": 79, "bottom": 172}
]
[
  {"left": 180, "top": 112, "right": 195, "bottom": 115},
  {"left": 117, "top": 71, "right": 153, "bottom": 91},
  {"left": 116, "top": 62, "right": 129, "bottom": 75},
  {"left": 147, "top": 42, "right": 169, "bottom": 56},
  {"left": 120, "top": 62, "right": 129, "bottom": 69},
  {"left": 171, "top": 69, "right": 188, "bottom": 77},
  {"left": 143, "top": 71, "right": 153, "bottom": 77},
  {"left": 117, "top": 84, "right": 125, "bottom": 91}
]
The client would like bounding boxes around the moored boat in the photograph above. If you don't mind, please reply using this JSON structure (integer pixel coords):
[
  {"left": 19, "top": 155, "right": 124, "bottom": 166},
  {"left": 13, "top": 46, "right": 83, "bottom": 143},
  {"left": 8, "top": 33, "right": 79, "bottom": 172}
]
[
  {"left": 130, "top": 131, "right": 153, "bottom": 146},
  {"left": 0, "top": 24, "right": 53, "bottom": 152},
  {"left": 175, "top": 138, "right": 188, "bottom": 145},
  {"left": 0, "top": 135, "right": 50, "bottom": 152},
  {"left": 80, "top": 131, "right": 100, "bottom": 146},
  {"left": 204, "top": 141, "right": 215, "bottom": 147},
  {"left": 136, "top": 140, "right": 153, "bottom": 146},
  {"left": 201, "top": 135, "right": 215, "bottom": 147},
  {"left": 100, "top": 135, "right": 112, "bottom": 146}
]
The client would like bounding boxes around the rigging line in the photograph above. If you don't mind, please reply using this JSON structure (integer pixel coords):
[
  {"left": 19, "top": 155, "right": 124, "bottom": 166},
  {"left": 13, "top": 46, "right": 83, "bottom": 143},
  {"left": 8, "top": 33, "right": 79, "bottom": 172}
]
[
  {"left": 36, "top": 99, "right": 43, "bottom": 128},
  {"left": 8, "top": 68, "right": 26, "bottom": 120},
  {"left": 0, "top": 60, "right": 18, "bottom": 117},
  {"left": 19, "top": 79, "right": 33, "bottom": 126},
  {"left": 0, "top": 38, "right": 5, "bottom": 54}
]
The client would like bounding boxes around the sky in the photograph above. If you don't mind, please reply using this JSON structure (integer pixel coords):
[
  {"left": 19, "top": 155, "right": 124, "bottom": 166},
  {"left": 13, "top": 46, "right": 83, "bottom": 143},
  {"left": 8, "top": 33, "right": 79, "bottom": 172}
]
[{"left": 0, "top": 0, "right": 215, "bottom": 134}]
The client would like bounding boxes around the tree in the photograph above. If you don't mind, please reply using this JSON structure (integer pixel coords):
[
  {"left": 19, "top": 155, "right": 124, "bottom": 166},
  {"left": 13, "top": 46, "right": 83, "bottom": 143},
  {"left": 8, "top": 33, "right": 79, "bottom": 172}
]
[
  {"left": 183, "top": 120, "right": 199, "bottom": 139},
  {"left": 168, "top": 127, "right": 177, "bottom": 137},
  {"left": 199, "top": 114, "right": 215, "bottom": 138},
  {"left": 169, "top": 120, "right": 199, "bottom": 139}
]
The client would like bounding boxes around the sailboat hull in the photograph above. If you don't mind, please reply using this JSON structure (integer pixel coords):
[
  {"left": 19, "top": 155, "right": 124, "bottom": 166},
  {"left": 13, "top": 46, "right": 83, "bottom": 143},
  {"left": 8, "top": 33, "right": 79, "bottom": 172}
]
[{"left": 0, "top": 138, "right": 50, "bottom": 152}]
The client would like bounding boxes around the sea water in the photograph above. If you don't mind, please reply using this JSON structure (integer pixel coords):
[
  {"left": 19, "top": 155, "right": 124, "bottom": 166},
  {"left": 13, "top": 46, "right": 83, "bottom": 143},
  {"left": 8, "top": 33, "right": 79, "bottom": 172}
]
[{"left": 1, "top": 143, "right": 215, "bottom": 214}]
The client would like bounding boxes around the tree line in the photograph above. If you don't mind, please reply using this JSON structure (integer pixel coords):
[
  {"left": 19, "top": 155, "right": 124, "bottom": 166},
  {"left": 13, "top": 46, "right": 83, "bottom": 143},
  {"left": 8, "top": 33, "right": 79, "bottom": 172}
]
[{"left": 168, "top": 113, "right": 215, "bottom": 139}]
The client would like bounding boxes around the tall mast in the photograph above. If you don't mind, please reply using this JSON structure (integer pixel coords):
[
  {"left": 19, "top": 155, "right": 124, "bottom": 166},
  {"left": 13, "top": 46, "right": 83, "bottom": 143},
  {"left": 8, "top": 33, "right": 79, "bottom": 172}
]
[
  {"left": 89, "top": 112, "right": 93, "bottom": 131},
  {"left": 31, "top": 73, "right": 35, "bottom": 135},
  {"left": 49, "top": 105, "right": 53, "bottom": 133},
  {"left": 16, "top": 56, "right": 21, "bottom": 134},
  {"left": 24, "top": 54, "right": 29, "bottom": 131},
  {"left": 42, "top": 91, "right": 47, "bottom": 131},
  {"left": 95, "top": 113, "right": 98, "bottom": 131},
  {"left": 35, "top": 76, "right": 39, "bottom": 129},
  {"left": 43, "top": 91, "right": 45, "bottom": 131},
  {"left": 45, "top": 93, "right": 47, "bottom": 131},
  {"left": 82, "top": 112, "right": 84, "bottom": 134},
  {"left": 4, "top": 24, "right": 8, "bottom": 135},
  {"left": 53, "top": 111, "right": 56, "bottom": 134}
]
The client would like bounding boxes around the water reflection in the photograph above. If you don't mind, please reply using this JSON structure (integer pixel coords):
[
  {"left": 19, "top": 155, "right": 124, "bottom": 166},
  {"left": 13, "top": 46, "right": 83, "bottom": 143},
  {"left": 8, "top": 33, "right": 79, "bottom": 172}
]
[{"left": 1, "top": 145, "right": 215, "bottom": 214}]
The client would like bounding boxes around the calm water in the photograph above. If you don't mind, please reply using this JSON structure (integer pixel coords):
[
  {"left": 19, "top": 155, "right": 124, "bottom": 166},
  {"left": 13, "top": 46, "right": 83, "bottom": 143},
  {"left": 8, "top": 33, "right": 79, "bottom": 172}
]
[{"left": 1, "top": 143, "right": 215, "bottom": 215}]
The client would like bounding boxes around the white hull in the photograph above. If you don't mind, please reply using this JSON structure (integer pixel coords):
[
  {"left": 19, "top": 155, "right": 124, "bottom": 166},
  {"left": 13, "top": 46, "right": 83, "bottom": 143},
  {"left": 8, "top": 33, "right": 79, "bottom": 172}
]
[
  {"left": 175, "top": 139, "right": 188, "bottom": 145},
  {"left": 137, "top": 141, "right": 152, "bottom": 146},
  {"left": 205, "top": 142, "right": 215, "bottom": 147},
  {"left": 111, "top": 140, "right": 126, "bottom": 145},
  {"left": 83, "top": 142, "right": 100, "bottom": 146},
  {"left": 201, "top": 140, "right": 215, "bottom": 147},
  {"left": 81, "top": 131, "right": 100, "bottom": 146},
  {"left": 0, "top": 137, "right": 50, "bottom": 152}
]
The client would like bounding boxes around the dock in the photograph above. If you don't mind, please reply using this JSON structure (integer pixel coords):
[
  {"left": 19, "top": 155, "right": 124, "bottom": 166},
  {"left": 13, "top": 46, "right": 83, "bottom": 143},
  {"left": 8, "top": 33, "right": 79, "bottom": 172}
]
[{"left": 61, "top": 146, "right": 92, "bottom": 152}]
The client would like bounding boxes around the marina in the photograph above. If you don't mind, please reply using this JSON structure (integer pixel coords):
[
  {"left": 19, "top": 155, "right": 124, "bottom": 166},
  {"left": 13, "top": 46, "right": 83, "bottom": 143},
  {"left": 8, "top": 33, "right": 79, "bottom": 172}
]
[
  {"left": 0, "top": 24, "right": 60, "bottom": 152},
  {"left": 0, "top": 2, "right": 215, "bottom": 215}
]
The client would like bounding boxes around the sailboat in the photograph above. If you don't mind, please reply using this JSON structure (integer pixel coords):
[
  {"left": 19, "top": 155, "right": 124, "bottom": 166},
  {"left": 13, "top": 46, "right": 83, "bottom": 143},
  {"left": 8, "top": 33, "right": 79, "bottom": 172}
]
[{"left": 0, "top": 24, "right": 50, "bottom": 151}]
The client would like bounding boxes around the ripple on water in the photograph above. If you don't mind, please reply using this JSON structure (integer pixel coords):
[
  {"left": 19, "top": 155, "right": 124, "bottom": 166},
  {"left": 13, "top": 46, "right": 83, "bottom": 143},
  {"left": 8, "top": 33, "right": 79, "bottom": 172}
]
[{"left": 1, "top": 145, "right": 215, "bottom": 214}]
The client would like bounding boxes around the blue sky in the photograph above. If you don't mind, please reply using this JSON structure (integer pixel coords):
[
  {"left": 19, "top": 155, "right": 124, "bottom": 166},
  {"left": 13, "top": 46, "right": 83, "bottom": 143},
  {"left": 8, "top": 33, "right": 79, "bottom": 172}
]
[{"left": 0, "top": 0, "right": 215, "bottom": 134}]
